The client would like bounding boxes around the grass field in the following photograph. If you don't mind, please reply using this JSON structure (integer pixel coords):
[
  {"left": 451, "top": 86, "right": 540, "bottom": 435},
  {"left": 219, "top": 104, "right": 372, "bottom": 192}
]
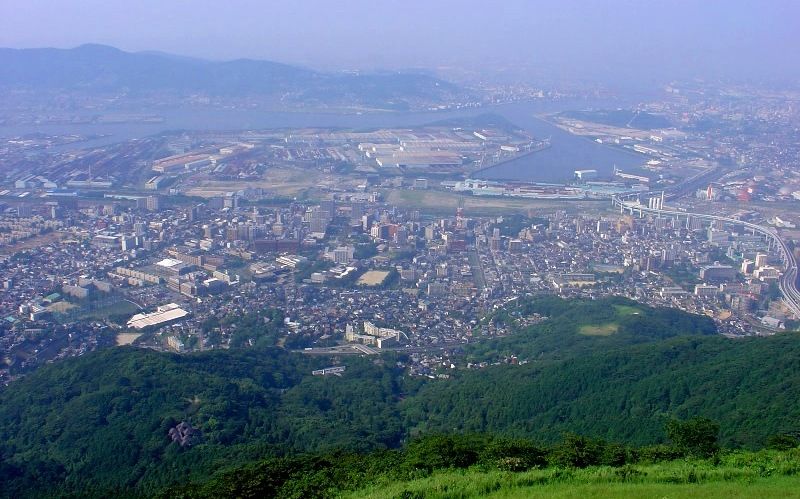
[
  {"left": 613, "top": 304, "right": 641, "bottom": 316},
  {"left": 352, "top": 478, "right": 800, "bottom": 499},
  {"left": 115, "top": 332, "right": 143, "bottom": 346},
  {"left": 77, "top": 299, "right": 141, "bottom": 322},
  {"left": 47, "top": 301, "right": 77, "bottom": 313},
  {"left": 383, "top": 189, "right": 609, "bottom": 216},
  {"left": 346, "top": 452, "right": 800, "bottom": 498},
  {"left": 578, "top": 304, "right": 641, "bottom": 336},
  {"left": 358, "top": 270, "right": 390, "bottom": 286},
  {"left": 579, "top": 323, "right": 619, "bottom": 336},
  {"left": 185, "top": 167, "right": 328, "bottom": 198},
  {"left": 0, "top": 231, "right": 68, "bottom": 255}
]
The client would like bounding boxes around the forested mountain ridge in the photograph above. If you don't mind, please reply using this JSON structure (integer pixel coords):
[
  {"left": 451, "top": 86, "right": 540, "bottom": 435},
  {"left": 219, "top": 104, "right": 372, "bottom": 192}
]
[
  {"left": 0, "top": 44, "right": 467, "bottom": 110},
  {"left": 1, "top": 297, "right": 798, "bottom": 497},
  {"left": 407, "top": 333, "right": 800, "bottom": 447}
]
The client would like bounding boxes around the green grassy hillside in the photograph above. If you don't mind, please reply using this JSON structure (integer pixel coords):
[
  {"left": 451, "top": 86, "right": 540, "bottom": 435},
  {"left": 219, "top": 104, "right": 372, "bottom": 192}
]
[
  {"left": 346, "top": 463, "right": 800, "bottom": 499},
  {"left": 164, "top": 433, "right": 800, "bottom": 498}
]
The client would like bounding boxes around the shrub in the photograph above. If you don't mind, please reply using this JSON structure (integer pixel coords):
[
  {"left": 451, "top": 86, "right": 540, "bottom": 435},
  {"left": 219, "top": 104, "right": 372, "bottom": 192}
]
[
  {"left": 600, "top": 442, "right": 629, "bottom": 466},
  {"left": 549, "top": 433, "right": 605, "bottom": 468},
  {"left": 767, "top": 434, "right": 800, "bottom": 451},
  {"left": 403, "top": 434, "right": 484, "bottom": 472},
  {"left": 634, "top": 444, "right": 684, "bottom": 463},
  {"left": 666, "top": 417, "right": 720, "bottom": 458},
  {"left": 480, "top": 438, "right": 548, "bottom": 471}
]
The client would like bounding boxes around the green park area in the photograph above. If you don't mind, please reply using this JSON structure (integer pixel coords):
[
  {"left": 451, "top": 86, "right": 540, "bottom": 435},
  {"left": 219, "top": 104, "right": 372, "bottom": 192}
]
[{"left": 578, "top": 304, "right": 641, "bottom": 336}]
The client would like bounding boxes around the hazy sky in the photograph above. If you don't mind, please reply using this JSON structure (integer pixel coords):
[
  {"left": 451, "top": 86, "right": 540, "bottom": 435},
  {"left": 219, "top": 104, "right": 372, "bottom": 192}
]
[{"left": 1, "top": 0, "right": 798, "bottom": 82}]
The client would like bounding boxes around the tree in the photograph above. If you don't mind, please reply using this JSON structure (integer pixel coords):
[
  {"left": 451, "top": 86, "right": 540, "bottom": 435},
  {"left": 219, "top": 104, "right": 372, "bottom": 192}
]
[
  {"left": 402, "top": 435, "right": 483, "bottom": 472},
  {"left": 354, "top": 243, "right": 378, "bottom": 260},
  {"left": 549, "top": 434, "right": 605, "bottom": 468},
  {"left": 665, "top": 417, "right": 720, "bottom": 458},
  {"left": 480, "top": 438, "right": 547, "bottom": 471},
  {"left": 766, "top": 433, "right": 800, "bottom": 451}
]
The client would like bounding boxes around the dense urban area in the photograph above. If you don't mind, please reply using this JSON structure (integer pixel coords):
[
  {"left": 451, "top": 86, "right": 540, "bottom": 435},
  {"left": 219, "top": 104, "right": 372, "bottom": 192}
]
[{"left": 1, "top": 79, "right": 799, "bottom": 385}]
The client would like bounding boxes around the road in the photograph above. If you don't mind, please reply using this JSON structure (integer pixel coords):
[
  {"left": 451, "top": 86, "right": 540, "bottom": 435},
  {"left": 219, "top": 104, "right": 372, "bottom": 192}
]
[
  {"left": 467, "top": 250, "right": 487, "bottom": 291},
  {"left": 297, "top": 339, "right": 471, "bottom": 357},
  {"left": 665, "top": 165, "right": 724, "bottom": 201}
]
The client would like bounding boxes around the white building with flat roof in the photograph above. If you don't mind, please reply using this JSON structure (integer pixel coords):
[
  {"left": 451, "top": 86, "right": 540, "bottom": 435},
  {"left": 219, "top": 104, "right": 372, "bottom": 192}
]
[{"left": 127, "top": 303, "right": 189, "bottom": 330}]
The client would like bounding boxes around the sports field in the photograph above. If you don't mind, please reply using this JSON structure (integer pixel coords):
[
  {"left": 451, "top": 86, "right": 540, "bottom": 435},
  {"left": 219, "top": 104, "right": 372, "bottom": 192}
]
[{"left": 357, "top": 270, "right": 389, "bottom": 286}]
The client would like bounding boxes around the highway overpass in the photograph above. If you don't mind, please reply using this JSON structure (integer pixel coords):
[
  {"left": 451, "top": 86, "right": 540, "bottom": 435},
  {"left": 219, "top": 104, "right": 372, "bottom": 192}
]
[{"left": 612, "top": 194, "right": 800, "bottom": 319}]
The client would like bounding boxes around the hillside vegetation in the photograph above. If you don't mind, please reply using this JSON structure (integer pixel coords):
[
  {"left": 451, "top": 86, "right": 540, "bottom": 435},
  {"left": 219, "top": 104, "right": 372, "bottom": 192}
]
[
  {"left": 1, "top": 297, "right": 799, "bottom": 496},
  {"left": 165, "top": 430, "right": 800, "bottom": 498},
  {"left": 346, "top": 460, "right": 800, "bottom": 499}
]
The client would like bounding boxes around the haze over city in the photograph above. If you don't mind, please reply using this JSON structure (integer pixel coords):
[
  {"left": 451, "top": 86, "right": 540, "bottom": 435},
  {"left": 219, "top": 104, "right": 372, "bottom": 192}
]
[{"left": 2, "top": 0, "right": 799, "bottom": 84}]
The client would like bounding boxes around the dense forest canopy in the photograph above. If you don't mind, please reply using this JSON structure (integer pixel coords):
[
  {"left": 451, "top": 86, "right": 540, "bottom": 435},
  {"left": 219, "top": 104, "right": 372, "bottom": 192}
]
[{"left": 0, "top": 297, "right": 798, "bottom": 497}]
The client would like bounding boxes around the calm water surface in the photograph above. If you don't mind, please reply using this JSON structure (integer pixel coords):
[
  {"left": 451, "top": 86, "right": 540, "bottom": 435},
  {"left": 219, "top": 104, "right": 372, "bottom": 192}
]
[{"left": 0, "top": 100, "right": 646, "bottom": 183}]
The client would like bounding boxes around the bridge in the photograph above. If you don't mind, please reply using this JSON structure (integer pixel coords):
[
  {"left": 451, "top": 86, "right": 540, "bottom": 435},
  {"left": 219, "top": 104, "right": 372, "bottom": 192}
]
[{"left": 612, "top": 193, "right": 800, "bottom": 318}]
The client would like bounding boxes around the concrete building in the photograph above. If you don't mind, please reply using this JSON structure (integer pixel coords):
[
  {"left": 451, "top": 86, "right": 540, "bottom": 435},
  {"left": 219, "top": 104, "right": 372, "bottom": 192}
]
[
  {"left": 699, "top": 264, "right": 737, "bottom": 283},
  {"left": 333, "top": 246, "right": 355, "bottom": 264},
  {"left": 146, "top": 196, "right": 161, "bottom": 212},
  {"left": 345, "top": 322, "right": 403, "bottom": 349},
  {"left": 127, "top": 303, "right": 189, "bottom": 330},
  {"left": 694, "top": 284, "right": 720, "bottom": 297}
]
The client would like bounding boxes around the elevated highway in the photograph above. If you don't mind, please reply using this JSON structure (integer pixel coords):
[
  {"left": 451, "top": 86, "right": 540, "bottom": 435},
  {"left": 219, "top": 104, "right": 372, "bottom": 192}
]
[
  {"left": 664, "top": 165, "right": 723, "bottom": 201},
  {"left": 612, "top": 194, "right": 800, "bottom": 318}
]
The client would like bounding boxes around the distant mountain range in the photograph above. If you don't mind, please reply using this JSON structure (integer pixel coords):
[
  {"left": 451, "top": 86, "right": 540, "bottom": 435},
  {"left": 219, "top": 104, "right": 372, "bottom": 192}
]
[{"left": 0, "top": 44, "right": 469, "bottom": 110}]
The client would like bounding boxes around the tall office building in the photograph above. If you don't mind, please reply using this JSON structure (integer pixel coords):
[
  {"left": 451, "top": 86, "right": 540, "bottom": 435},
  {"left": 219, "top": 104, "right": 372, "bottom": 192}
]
[
  {"left": 307, "top": 206, "right": 331, "bottom": 234},
  {"left": 350, "top": 202, "right": 364, "bottom": 222},
  {"left": 134, "top": 221, "right": 148, "bottom": 236},
  {"left": 146, "top": 196, "right": 161, "bottom": 212},
  {"left": 17, "top": 205, "right": 32, "bottom": 217}
]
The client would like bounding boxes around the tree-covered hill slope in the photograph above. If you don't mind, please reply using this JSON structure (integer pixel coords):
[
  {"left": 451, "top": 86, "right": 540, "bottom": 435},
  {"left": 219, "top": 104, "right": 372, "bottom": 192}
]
[
  {"left": 406, "top": 333, "right": 800, "bottom": 448},
  {"left": 0, "top": 298, "right": 798, "bottom": 496}
]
